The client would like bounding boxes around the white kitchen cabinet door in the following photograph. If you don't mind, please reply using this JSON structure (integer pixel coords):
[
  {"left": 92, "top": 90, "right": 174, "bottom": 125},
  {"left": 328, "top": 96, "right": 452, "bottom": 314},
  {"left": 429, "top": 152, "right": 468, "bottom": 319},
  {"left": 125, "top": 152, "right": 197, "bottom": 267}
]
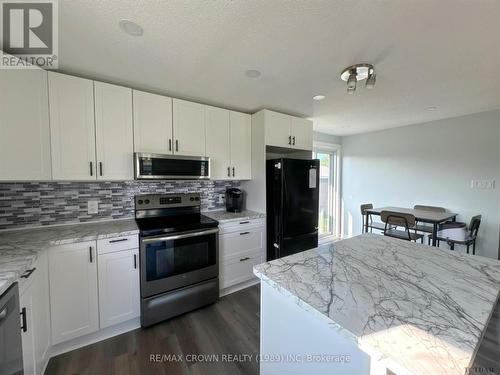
[
  {"left": 172, "top": 99, "right": 206, "bottom": 156},
  {"left": 20, "top": 281, "right": 36, "bottom": 375},
  {"left": 205, "top": 106, "right": 230, "bottom": 180},
  {"left": 264, "top": 110, "right": 291, "bottom": 148},
  {"left": 291, "top": 117, "right": 313, "bottom": 151},
  {"left": 133, "top": 90, "right": 173, "bottom": 154},
  {"left": 32, "top": 251, "right": 50, "bottom": 374},
  {"left": 98, "top": 249, "right": 140, "bottom": 329},
  {"left": 49, "top": 72, "right": 96, "bottom": 180},
  {"left": 49, "top": 241, "right": 99, "bottom": 345},
  {"left": 94, "top": 82, "right": 134, "bottom": 180},
  {"left": 0, "top": 68, "right": 51, "bottom": 180},
  {"left": 229, "top": 111, "right": 251, "bottom": 180}
]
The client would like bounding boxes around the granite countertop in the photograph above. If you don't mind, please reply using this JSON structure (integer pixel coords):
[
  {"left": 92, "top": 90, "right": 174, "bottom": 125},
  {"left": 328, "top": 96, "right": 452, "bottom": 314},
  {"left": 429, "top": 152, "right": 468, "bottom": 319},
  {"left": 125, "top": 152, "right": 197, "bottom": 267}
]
[
  {"left": 203, "top": 209, "right": 265, "bottom": 223},
  {"left": 0, "top": 219, "right": 138, "bottom": 295},
  {"left": 253, "top": 233, "right": 500, "bottom": 375}
]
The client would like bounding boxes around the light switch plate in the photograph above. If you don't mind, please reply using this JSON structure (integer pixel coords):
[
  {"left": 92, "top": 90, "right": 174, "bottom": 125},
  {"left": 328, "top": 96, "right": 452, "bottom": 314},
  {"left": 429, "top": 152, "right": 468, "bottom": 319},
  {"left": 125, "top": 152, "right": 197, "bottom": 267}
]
[
  {"left": 470, "top": 179, "right": 495, "bottom": 190},
  {"left": 88, "top": 200, "right": 99, "bottom": 214}
]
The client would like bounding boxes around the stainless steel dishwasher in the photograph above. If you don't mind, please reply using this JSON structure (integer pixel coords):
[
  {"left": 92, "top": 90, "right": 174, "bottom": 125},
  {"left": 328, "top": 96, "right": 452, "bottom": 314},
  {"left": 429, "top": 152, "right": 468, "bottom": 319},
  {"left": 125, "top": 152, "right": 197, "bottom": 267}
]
[{"left": 0, "top": 283, "right": 23, "bottom": 375}]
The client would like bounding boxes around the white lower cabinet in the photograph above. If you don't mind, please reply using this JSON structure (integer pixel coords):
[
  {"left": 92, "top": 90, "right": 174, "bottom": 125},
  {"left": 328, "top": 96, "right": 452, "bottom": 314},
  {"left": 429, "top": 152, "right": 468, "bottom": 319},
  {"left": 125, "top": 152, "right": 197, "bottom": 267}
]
[
  {"left": 219, "top": 219, "right": 266, "bottom": 291},
  {"left": 19, "top": 250, "right": 50, "bottom": 375},
  {"left": 48, "top": 241, "right": 99, "bottom": 345},
  {"left": 98, "top": 247, "right": 140, "bottom": 329}
]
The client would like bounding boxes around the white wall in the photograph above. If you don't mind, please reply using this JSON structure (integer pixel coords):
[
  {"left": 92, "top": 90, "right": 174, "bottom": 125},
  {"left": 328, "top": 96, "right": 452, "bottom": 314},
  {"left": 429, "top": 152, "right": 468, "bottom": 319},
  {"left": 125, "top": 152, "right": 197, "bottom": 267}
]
[
  {"left": 314, "top": 131, "right": 342, "bottom": 145},
  {"left": 341, "top": 110, "right": 500, "bottom": 259}
]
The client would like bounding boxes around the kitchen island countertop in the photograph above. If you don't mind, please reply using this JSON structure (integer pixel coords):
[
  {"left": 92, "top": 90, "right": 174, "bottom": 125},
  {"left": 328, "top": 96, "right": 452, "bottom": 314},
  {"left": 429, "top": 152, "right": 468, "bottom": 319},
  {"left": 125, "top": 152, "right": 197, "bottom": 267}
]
[{"left": 254, "top": 233, "right": 500, "bottom": 375}]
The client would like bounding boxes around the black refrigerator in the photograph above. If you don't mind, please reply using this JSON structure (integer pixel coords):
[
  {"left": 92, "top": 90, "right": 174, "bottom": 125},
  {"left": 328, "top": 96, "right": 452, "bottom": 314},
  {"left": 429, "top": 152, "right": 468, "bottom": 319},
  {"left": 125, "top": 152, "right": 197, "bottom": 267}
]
[{"left": 266, "top": 158, "right": 320, "bottom": 261}]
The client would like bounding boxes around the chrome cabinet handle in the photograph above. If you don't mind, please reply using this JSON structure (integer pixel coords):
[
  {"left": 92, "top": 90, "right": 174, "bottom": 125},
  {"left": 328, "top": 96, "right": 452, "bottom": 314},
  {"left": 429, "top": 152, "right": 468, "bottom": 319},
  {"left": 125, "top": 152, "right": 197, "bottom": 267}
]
[
  {"left": 227, "top": 167, "right": 230, "bottom": 177},
  {"left": 169, "top": 139, "right": 172, "bottom": 152},
  {"left": 21, "top": 268, "right": 36, "bottom": 279},
  {"left": 99, "top": 162, "right": 103, "bottom": 176},
  {"left": 89, "top": 246, "right": 93, "bottom": 263},
  {"left": 240, "top": 232, "right": 250, "bottom": 235},
  {"left": 292, "top": 136, "right": 296, "bottom": 145},
  {"left": 20, "top": 307, "right": 27, "bottom": 332},
  {"left": 232, "top": 167, "right": 235, "bottom": 177},
  {"left": 239, "top": 257, "right": 250, "bottom": 262},
  {"left": 89, "top": 161, "right": 93, "bottom": 176},
  {"left": 175, "top": 140, "right": 179, "bottom": 152}
]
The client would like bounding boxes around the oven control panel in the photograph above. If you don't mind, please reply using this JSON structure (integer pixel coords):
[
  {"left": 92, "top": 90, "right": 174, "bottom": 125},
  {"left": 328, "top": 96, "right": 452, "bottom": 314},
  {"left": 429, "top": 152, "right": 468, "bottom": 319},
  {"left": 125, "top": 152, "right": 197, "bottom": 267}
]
[{"left": 135, "top": 193, "right": 200, "bottom": 209}]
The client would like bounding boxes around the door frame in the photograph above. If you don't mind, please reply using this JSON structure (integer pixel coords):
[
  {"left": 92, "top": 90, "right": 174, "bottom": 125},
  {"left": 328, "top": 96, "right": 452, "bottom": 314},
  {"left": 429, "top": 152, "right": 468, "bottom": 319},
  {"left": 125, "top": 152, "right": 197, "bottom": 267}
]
[{"left": 313, "top": 141, "right": 342, "bottom": 241}]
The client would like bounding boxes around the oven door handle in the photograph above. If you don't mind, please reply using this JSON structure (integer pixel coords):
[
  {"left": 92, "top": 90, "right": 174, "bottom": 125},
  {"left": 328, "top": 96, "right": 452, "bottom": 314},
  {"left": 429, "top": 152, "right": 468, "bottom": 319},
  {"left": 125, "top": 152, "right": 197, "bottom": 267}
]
[{"left": 141, "top": 228, "right": 219, "bottom": 244}]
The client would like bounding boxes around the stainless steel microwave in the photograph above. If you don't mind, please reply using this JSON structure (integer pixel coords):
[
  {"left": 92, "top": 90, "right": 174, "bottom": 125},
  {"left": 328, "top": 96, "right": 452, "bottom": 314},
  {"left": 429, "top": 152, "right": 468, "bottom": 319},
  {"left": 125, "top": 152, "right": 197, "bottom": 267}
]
[{"left": 134, "top": 153, "right": 210, "bottom": 180}]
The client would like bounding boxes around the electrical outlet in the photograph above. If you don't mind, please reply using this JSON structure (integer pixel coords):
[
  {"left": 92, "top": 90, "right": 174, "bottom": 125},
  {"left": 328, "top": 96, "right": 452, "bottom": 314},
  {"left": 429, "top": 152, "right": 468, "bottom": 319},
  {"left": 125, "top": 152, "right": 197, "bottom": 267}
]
[
  {"left": 88, "top": 200, "right": 98, "bottom": 215},
  {"left": 470, "top": 179, "right": 495, "bottom": 190}
]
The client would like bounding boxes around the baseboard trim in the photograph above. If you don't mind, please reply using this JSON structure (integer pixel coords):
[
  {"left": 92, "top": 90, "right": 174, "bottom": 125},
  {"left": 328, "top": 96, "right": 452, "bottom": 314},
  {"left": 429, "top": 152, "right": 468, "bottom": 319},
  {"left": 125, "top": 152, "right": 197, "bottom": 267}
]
[
  {"left": 220, "top": 278, "right": 259, "bottom": 297},
  {"left": 48, "top": 318, "right": 140, "bottom": 359}
]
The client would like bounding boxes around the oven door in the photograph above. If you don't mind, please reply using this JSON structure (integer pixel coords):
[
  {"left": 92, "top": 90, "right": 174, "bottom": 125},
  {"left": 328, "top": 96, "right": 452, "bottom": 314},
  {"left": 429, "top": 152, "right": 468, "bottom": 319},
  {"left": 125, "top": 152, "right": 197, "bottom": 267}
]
[{"left": 140, "top": 228, "right": 219, "bottom": 298}]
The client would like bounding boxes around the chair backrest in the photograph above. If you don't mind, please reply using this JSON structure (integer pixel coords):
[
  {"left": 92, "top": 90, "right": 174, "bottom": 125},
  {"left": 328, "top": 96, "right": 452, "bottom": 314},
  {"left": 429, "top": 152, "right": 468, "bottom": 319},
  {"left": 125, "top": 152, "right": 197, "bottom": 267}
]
[
  {"left": 381, "top": 210, "right": 416, "bottom": 228},
  {"left": 469, "top": 215, "right": 482, "bottom": 237},
  {"left": 360, "top": 203, "right": 373, "bottom": 215},
  {"left": 413, "top": 205, "right": 446, "bottom": 213}
]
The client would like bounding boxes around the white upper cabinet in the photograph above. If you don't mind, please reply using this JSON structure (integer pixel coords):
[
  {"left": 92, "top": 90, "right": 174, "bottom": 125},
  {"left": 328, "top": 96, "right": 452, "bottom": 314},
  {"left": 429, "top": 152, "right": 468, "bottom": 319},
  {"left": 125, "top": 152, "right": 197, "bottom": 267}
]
[
  {"left": 205, "top": 106, "right": 231, "bottom": 179},
  {"left": 265, "top": 110, "right": 292, "bottom": 148},
  {"left": 0, "top": 68, "right": 51, "bottom": 180},
  {"left": 94, "top": 82, "right": 134, "bottom": 180},
  {"left": 263, "top": 110, "right": 312, "bottom": 151},
  {"left": 230, "top": 111, "right": 251, "bottom": 179},
  {"left": 172, "top": 99, "right": 206, "bottom": 156},
  {"left": 133, "top": 90, "right": 173, "bottom": 154},
  {"left": 291, "top": 117, "right": 313, "bottom": 151},
  {"left": 49, "top": 72, "right": 96, "bottom": 180}
]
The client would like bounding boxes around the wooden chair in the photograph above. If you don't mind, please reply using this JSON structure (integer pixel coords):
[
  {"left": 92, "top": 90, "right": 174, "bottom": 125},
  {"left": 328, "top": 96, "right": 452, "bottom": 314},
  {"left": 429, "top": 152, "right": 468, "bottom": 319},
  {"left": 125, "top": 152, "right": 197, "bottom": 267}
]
[
  {"left": 380, "top": 210, "right": 424, "bottom": 243},
  {"left": 413, "top": 205, "right": 446, "bottom": 234},
  {"left": 429, "top": 215, "right": 482, "bottom": 254},
  {"left": 360, "top": 204, "right": 386, "bottom": 233}
]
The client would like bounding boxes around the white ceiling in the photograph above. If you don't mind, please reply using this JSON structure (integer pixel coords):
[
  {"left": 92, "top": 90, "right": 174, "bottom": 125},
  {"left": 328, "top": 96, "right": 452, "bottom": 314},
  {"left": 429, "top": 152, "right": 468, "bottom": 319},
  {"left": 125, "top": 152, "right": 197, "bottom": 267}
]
[{"left": 58, "top": 0, "right": 500, "bottom": 136}]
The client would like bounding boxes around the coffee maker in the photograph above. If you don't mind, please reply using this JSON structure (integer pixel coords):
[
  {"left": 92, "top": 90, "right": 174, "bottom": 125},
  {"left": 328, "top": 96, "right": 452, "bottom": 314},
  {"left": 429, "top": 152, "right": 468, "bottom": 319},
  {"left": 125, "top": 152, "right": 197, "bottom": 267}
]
[{"left": 225, "top": 188, "right": 244, "bottom": 212}]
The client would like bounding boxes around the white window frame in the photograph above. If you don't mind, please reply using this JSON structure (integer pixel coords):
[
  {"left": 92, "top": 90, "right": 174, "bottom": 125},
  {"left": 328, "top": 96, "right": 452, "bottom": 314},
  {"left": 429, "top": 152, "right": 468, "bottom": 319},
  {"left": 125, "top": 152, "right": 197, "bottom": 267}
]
[{"left": 313, "top": 141, "right": 341, "bottom": 242}]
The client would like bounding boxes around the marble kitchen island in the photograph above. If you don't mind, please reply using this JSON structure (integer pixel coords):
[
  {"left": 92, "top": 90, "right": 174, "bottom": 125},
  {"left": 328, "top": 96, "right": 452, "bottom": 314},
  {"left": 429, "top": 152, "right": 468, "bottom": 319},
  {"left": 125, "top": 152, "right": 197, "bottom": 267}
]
[{"left": 253, "top": 234, "right": 500, "bottom": 375}]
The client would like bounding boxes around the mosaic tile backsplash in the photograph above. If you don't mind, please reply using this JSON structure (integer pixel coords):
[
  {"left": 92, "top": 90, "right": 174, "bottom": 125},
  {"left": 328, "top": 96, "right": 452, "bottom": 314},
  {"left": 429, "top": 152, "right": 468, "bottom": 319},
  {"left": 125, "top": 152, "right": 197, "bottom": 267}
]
[{"left": 0, "top": 180, "right": 240, "bottom": 230}]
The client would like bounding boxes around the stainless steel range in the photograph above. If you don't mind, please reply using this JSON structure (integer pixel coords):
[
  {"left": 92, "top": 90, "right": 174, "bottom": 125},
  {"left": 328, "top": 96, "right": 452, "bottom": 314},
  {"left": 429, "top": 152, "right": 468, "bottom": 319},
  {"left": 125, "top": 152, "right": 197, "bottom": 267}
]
[{"left": 135, "top": 193, "right": 219, "bottom": 327}]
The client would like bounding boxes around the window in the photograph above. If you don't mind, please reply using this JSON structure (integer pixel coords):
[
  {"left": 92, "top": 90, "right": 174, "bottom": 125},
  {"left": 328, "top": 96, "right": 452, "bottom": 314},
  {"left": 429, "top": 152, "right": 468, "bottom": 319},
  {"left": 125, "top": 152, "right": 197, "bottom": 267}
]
[{"left": 313, "top": 144, "right": 340, "bottom": 239}]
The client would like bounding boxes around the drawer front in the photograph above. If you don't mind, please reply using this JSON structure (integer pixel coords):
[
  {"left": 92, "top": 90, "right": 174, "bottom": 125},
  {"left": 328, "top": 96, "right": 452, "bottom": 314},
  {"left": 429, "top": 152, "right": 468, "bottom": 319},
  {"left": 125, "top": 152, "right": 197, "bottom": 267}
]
[
  {"left": 97, "top": 235, "right": 139, "bottom": 254},
  {"left": 220, "top": 251, "right": 263, "bottom": 289},
  {"left": 218, "top": 218, "right": 265, "bottom": 234},
  {"left": 220, "top": 227, "right": 265, "bottom": 260}
]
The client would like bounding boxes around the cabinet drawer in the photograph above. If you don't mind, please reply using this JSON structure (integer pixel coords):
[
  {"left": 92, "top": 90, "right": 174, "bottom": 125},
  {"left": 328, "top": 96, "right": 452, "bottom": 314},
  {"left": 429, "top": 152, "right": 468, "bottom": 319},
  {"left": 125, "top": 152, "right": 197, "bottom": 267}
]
[
  {"left": 220, "top": 227, "right": 265, "bottom": 260},
  {"left": 218, "top": 218, "right": 265, "bottom": 234},
  {"left": 221, "top": 250, "right": 263, "bottom": 289},
  {"left": 97, "top": 235, "right": 138, "bottom": 254}
]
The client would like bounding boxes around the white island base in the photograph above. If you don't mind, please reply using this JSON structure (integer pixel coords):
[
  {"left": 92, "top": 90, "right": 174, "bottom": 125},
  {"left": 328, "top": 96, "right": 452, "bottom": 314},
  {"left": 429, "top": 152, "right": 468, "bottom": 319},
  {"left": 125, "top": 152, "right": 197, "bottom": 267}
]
[{"left": 260, "top": 282, "right": 391, "bottom": 375}]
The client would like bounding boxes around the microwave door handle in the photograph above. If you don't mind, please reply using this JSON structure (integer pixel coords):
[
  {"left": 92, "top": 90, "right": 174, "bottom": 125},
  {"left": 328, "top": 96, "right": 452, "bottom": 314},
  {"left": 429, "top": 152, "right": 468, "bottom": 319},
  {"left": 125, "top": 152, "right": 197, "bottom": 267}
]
[{"left": 141, "top": 228, "right": 219, "bottom": 244}]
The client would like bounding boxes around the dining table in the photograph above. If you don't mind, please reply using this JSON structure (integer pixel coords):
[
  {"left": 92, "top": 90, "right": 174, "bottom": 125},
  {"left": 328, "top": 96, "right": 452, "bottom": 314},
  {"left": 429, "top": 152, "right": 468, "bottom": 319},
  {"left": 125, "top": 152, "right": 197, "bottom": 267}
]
[{"left": 365, "top": 206, "right": 458, "bottom": 246}]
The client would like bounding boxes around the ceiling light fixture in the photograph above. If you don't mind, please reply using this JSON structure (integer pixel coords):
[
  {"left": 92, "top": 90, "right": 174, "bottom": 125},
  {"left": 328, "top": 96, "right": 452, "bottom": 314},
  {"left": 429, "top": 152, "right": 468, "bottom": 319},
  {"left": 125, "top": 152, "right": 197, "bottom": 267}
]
[
  {"left": 119, "top": 19, "right": 144, "bottom": 36},
  {"left": 245, "top": 69, "right": 261, "bottom": 79},
  {"left": 313, "top": 95, "right": 325, "bottom": 101},
  {"left": 340, "top": 63, "right": 376, "bottom": 94}
]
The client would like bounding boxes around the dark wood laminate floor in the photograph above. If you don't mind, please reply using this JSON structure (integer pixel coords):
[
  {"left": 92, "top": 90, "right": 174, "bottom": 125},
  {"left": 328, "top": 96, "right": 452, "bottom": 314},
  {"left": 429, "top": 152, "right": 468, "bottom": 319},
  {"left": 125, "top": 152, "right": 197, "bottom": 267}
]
[{"left": 45, "top": 285, "right": 260, "bottom": 375}]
